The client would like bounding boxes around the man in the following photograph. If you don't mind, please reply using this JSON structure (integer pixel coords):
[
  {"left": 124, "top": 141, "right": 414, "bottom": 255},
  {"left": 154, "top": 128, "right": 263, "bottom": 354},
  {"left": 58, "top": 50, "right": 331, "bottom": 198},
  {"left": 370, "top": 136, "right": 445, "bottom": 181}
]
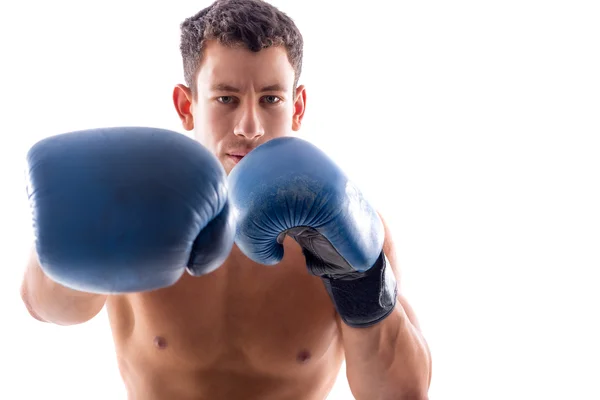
[{"left": 20, "top": 1, "right": 432, "bottom": 399}]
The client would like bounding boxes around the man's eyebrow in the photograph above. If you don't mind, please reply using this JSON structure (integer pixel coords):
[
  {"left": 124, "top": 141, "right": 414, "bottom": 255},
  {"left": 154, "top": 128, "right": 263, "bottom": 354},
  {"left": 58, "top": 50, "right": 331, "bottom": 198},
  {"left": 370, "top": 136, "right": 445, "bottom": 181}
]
[
  {"left": 209, "top": 83, "right": 287, "bottom": 93},
  {"left": 210, "top": 83, "right": 240, "bottom": 92},
  {"left": 259, "top": 84, "right": 287, "bottom": 92}
]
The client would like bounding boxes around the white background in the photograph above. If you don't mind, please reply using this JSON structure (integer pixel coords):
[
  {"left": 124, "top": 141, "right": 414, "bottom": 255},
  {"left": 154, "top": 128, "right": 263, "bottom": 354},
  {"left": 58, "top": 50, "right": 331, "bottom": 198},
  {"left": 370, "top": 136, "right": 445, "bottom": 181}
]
[{"left": 1, "top": 1, "right": 599, "bottom": 399}]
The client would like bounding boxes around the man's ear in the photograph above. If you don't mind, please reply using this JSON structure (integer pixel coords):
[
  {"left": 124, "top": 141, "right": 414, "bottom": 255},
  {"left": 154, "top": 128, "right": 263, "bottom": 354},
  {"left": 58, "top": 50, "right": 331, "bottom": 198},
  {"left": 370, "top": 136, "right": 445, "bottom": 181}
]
[
  {"left": 173, "top": 84, "right": 194, "bottom": 131},
  {"left": 292, "top": 85, "right": 307, "bottom": 131}
]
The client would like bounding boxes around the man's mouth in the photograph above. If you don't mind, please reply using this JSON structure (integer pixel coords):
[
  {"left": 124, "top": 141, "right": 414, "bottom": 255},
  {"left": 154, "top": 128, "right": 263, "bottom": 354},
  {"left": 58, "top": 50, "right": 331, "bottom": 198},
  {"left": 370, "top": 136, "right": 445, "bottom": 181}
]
[
  {"left": 226, "top": 151, "right": 250, "bottom": 164},
  {"left": 227, "top": 154, "right": 244, "bottom": 163}
]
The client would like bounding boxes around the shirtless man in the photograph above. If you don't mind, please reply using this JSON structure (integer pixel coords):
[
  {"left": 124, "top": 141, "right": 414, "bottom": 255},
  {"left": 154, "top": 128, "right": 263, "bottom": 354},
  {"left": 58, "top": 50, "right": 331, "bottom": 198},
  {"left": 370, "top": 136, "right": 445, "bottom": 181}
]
[{"left": 20, "top": 1, "right": 432, "bottom": 399}]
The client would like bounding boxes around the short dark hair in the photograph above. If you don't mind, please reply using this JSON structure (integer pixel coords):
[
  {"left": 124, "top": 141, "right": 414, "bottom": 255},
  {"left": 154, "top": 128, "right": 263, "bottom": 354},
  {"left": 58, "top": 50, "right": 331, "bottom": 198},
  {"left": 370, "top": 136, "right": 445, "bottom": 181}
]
[{"left": 179, "top": 0, "right": 304, "bottom": 95}]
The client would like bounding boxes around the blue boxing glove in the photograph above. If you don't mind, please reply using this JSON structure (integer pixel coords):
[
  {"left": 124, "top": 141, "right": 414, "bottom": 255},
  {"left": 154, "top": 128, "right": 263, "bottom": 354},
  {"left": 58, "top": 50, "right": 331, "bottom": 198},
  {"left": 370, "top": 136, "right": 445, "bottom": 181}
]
[
  {"left": 228, "top": 137, "right": 397, "bottom": 327},
  {"left": 26, "top": 127, "right": 235, "bottom": 294}
]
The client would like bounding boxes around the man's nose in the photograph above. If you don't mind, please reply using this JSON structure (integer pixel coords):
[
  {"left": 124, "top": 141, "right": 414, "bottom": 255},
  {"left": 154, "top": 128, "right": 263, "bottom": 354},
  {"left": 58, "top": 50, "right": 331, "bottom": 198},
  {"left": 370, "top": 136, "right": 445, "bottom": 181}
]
[{"left": 233, "top": 103, "right": 265, "bottom": 139}]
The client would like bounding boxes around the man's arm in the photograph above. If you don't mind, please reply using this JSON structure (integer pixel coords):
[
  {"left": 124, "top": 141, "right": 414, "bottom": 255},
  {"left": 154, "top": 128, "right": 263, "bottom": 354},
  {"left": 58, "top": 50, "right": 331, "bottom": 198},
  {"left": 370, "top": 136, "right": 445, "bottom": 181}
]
[
  {"left": 225, "top": 138, "right": 431, "bottom": 398},
  {"left": 20, "top": 246, "right": 107, "bottom": 326},
  {"left": 341, "top": 214, "right": 432, "bottom": 400}
]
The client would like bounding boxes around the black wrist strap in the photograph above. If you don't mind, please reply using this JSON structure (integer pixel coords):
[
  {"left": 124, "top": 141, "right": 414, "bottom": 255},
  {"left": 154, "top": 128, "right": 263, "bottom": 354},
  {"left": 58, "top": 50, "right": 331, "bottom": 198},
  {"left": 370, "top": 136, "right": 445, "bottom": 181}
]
[{"left": 321, "top": 251, "right": 398, "bottom": 328}]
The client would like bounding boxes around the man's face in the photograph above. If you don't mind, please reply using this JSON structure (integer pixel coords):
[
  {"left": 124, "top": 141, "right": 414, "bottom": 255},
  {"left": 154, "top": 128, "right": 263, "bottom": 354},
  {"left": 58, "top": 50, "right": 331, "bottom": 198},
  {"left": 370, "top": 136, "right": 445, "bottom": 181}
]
[{"left": 174, "top": 40, "right": 306, "bottom": 173}]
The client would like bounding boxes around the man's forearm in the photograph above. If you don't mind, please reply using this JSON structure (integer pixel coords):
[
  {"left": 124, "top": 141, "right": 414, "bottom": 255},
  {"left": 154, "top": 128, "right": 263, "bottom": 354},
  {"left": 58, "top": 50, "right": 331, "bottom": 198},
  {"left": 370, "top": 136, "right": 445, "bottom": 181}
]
[
  {"left": 341, "top": 300, "right": 432, "bottom": 400},
  {"left": 21, "top": 248, "right": 107, "bottom": 326}
]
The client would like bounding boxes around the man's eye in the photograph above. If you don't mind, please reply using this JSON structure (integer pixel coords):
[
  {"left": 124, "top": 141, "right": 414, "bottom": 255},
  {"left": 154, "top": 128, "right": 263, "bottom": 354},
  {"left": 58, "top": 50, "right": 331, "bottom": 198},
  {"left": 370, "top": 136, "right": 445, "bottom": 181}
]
[
  {"left": 262, "top": 95, "right": 281, "bottom": 104},
  {"left": 217, "top": 96, "right": 235, "bottom": 104}
]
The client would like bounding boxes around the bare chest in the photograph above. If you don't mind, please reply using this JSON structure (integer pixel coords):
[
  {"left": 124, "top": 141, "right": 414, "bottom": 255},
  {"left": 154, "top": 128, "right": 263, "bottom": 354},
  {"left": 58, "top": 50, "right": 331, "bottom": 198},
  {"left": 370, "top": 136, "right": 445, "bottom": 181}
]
[{"left": 107, "top": 241, "right": 343, "bottom": 378}]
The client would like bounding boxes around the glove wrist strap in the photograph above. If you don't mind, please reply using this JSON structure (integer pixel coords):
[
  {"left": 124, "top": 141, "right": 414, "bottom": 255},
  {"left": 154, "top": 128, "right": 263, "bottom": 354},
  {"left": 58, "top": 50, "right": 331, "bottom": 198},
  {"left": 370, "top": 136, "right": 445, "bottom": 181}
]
[{"left": 321, "top": 251, "right": 398, "bottom": 328}]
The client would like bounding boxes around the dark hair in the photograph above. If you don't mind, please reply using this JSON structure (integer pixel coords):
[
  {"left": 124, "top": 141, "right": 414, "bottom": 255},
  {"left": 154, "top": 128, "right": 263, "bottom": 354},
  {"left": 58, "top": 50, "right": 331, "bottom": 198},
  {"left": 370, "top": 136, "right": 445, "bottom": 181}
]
[{"left": 180, "top": 0, "right": 304, "bottom": 95}]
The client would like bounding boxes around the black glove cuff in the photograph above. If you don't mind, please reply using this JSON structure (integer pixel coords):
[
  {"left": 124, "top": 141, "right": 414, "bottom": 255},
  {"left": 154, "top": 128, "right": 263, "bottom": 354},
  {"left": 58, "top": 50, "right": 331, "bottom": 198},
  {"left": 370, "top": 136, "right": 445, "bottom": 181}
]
[{"left": 321, "top": 251, "right": 398, "bottom": 328}]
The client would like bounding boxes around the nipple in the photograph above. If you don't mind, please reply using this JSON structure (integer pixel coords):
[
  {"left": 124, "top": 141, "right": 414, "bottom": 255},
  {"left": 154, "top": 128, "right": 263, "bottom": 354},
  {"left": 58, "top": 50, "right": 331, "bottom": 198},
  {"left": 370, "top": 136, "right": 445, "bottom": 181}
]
[
  {"left": 154, "top": 336, "right": 168, "bottom": 349},
  {"left": 296, "top": 349, "right": 311, "bottom": 363}
]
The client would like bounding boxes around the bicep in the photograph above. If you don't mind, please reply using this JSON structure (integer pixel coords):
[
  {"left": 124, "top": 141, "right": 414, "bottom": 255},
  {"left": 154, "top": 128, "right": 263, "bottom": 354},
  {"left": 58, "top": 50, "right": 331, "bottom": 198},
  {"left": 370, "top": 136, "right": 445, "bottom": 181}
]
[
  {"left": 378, "top": 212, "right": 424, "bottom": 332},
  {"left": 20, "top": 246, "right": 48, "bottom": 322},
  {"left": 20, "top": 245, "right": 107, "bottom": 325},
  {"left": 377, "top": 211, "right": 401, "bottom": 285}
]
